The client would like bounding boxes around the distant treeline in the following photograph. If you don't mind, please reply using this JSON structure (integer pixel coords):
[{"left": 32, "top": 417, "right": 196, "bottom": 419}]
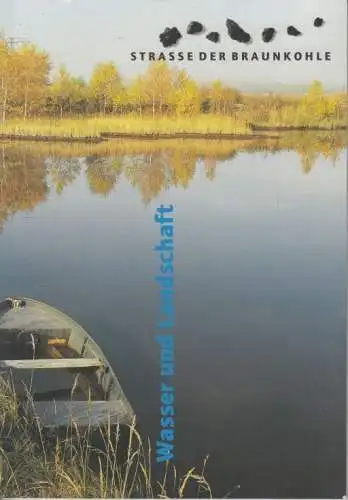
[{"left": 0, "top": 40, "right": 347, "bottom": 125}]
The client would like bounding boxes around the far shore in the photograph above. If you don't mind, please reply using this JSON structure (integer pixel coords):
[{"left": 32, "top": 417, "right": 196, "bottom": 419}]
[
  {"left": 251, "top": 124, "right": 348, "bottom": 132},
  {"left": 0, "top": 117, "right": 346, "bottom": 144},
  {"left": 0, "top": 115, "right": 346, "bottom": 144},
  {"left": 0, "top": 131, "right": 280, "bottom": 143}
]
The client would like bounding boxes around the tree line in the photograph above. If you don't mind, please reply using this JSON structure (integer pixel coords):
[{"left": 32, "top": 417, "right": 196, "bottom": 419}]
[{"left": 0, "top": 40, "right": 346, "bottom": 123}]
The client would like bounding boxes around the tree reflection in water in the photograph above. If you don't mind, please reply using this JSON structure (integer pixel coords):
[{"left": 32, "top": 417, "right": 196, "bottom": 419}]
[{"left": 0, "top": 133, "right": 345, "bottom": 230}]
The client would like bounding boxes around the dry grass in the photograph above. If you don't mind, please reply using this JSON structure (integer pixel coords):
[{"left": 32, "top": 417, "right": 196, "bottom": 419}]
[
  {"left": 0, "top": 105, "right": 346, "bottom": 140},
  {"left": 0, "top": 374, "right": 211, "bottom": 498},
  {"left": 0, "top": 115, "right": 251, "bottom": 138},
  {"left": 250, "top": 106, "right": 346, "bottom": 129}
]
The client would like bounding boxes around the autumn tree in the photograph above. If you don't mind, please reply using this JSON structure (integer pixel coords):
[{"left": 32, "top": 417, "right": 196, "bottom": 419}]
[
  {"left": 126, "top": 76, "right": 148, "bottom": 116},
  {"left": 88, "top": 62, "right": 122, "bottom": 115},
  {"left": 299, "top": 80, "right": 330, "bottom": 121},
  {"left": 207, "top": 80, "right": 224, "bottom": 114},
  {"left": 50, "top": 66, "right": 87, "bottom": 117},
  {"left": 142, "top": 62, "right": 174, "bottom": 117},
  {"left": 306, "top": 80, "right": 324, "bottom": 98},
  {"left": 50, "top": 66, "right": 73, "bottom": 118},
  {"left": 221, "top": 86, "right": 242, "bottom": 114},
  {"left": 69, "top": 76, "right": 87, "bottom": 114},
  {"left": 15, "top": 44, "right": 50, "bottom": 119},
  {"left": 0, "top": 42, "right": 17, "bottom": 124},
  {"left": 205, "top": 80, "right": 242, "bottom": 115},
  {"left": 173, "top": 70, "right": 200, "bottom": 116}
]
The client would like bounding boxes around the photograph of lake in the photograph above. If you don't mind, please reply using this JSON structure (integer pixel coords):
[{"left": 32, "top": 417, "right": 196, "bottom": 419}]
[{"left": 0, "top": 0, "right": 346, "bottom": 498}]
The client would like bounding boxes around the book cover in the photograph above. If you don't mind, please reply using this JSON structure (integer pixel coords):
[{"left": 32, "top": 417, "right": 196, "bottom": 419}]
[{"left": 0, "top": 0, "right": 346, "bottom": 498}]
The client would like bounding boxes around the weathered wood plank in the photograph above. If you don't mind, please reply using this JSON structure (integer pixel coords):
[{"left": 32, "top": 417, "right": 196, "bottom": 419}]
[
  {"left": 32, "top": 400, "right": 132, "bottom": 426},
  {"left": 46, "top": 344, "right": 105, "bottom": 400},
  {"left": 68, "top": 332, "right": 88, "bottom": 356},
  {"left": 0, "top": 358, "right": 102, "bottom": 370}
]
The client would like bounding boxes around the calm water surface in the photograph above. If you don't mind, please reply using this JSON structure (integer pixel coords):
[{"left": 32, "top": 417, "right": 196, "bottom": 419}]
[{"left": 0, "top": 143, "right": 346, "bottom": 498}]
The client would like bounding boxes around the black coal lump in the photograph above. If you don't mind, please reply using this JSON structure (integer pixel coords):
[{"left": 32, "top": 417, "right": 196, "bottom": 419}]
[
  {"left": 226, "top": 18, "right": 252, "bottom": 43},
  {"left": 187, "top": 21, "right": 205, "bottom": 35},
  {"left": 287, "top": 25, "right": 302, "bottom": 37},
  {"left": 314, "top": 17, "right": 325, "bottom": 27},
  {"left": 206, "top": 31, "right": 220, "bottom": 43},
  {"left": 262, "top": 27, "right": 277, "bottom": 43},
  {"left": 159, "top": 27, "right": 182, "bottom": 47}
]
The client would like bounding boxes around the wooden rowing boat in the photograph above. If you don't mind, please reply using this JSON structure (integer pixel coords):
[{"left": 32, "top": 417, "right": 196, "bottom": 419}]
[{"left": 0, "top": 296, "right": 135, "bottom": 428}]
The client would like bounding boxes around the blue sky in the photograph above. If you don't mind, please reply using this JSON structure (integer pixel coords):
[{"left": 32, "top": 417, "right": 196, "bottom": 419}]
[{"left": 1, "top": 0, "right": 347, "bottom": 89}]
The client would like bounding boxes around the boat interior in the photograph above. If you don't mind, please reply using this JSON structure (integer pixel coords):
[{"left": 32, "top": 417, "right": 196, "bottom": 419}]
[{"left": 0, "top": 298, "right": 134, "bottom": 427}]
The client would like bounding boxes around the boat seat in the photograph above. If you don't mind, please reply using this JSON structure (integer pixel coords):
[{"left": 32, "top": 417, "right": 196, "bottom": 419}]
[{"left": 0, "top": 358, "right": 103, "bottom": 369}]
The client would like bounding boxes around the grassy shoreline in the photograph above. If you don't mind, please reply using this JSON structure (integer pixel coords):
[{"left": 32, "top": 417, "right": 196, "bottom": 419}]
[
  {"left": 0, "top": 116, "right": 251, "bottom": 140},
  {"left": 0, "top": 116, "right": 346, "bottom": 143},
  {"left": 0, "top": 375, "right": 211, "bottom": 498}
]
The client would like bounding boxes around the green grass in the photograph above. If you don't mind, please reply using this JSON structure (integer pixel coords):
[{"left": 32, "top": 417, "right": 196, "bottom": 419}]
[{"left": 0, "top": 375, "right": 211, "bottom": 498}]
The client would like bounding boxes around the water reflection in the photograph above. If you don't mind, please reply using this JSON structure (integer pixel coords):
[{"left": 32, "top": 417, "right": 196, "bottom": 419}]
[
  {"left": 0, "top": 132, "right": 345, "bottom": 226},
  {"left": 0, "top": 147, "right": 48, "bottom": 231},
  {"left": 48, "top": 158, "right": 82, "bottom": 195}
]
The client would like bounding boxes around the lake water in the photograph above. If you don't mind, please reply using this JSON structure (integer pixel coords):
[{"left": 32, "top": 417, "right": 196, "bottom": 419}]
[{"left": 0, "top": 139, "right": 346, "bottom": 498}]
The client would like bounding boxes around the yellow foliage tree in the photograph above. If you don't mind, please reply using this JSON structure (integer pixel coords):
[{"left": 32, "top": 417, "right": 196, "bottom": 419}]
[
  {"left": 142, "top": 62, "right": 174, "bottom": 117},
  {"left": 126, "top": 76, "right": 147, "bottom": 116},
  {"left": 88, "top": 62, "right": 122, "bottom": 115},
  {"left": 15, "top": 44, "right": 50, "bottom": 119},
  {"left": 173, "top": 70, "right": 200, "bottom": 116},
  {"left": 0, "top": 42, "right": 17, "bottom": 124}
]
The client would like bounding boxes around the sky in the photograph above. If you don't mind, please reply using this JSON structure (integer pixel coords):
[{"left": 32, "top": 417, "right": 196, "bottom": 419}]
[{"left": 1, "top": 0, "right": 347, "bottom": 90}]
